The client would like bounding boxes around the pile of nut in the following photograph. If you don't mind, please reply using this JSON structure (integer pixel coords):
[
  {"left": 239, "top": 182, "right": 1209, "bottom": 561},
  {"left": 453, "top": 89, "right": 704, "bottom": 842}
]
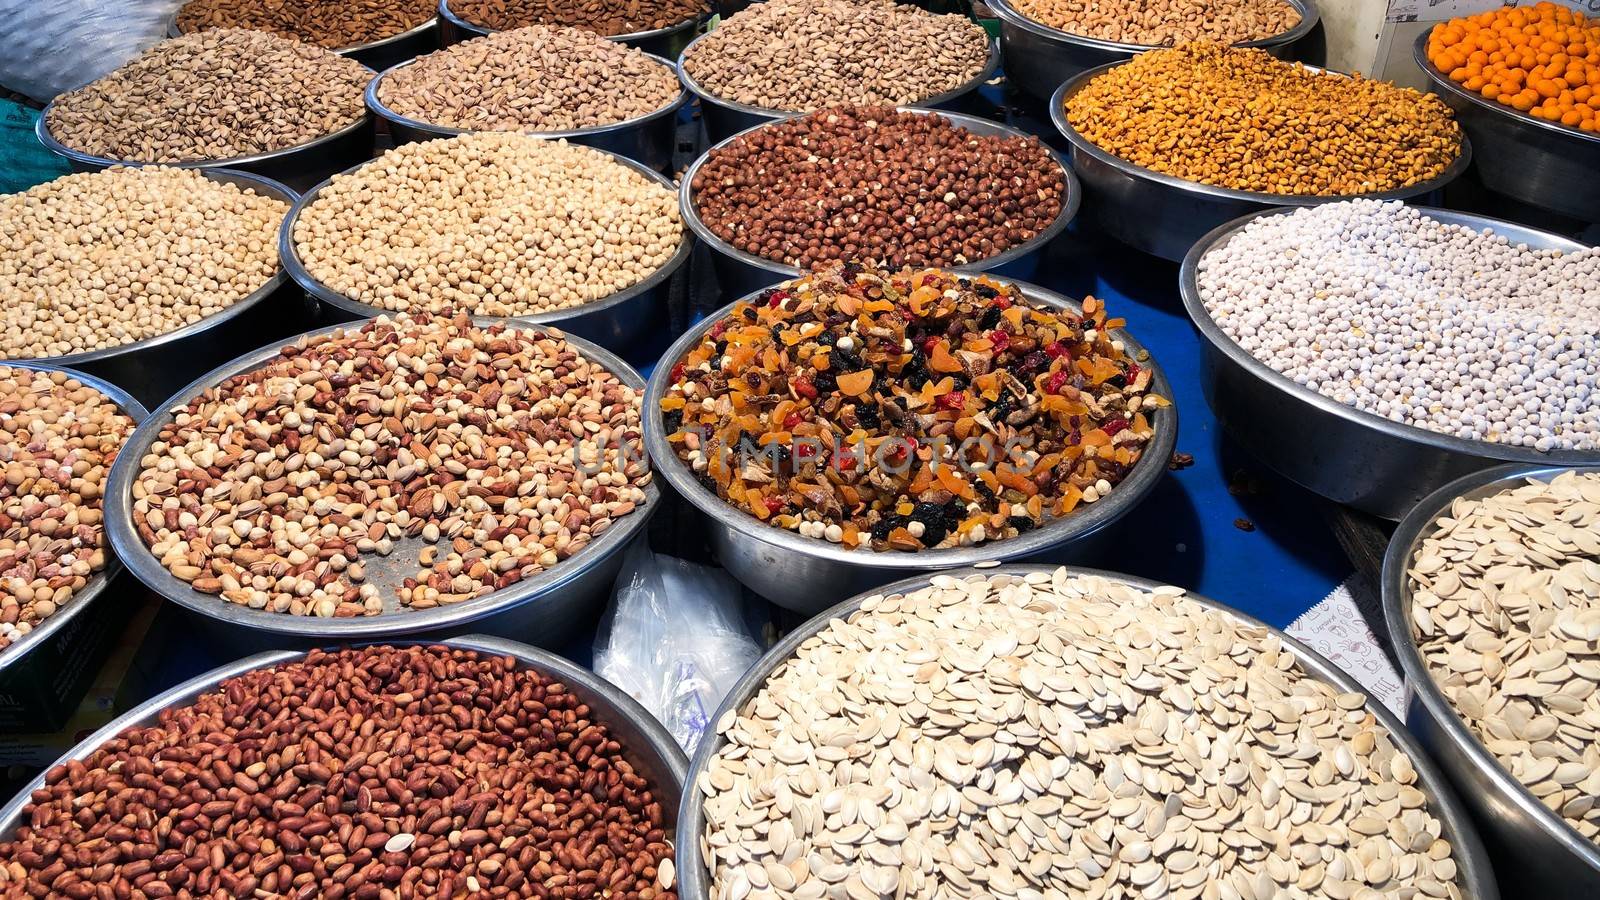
[
  {"left": 46, "top": 30, "right": 371, "bottom": 163},
  {"left": 0, "top": 167, "right": 288, "bottom": 359},
  {"left": 292, "top": 134, "right": 683, "bottom": 316},
  {"left": 1410, "top": 470, "right": 1600, "bottom": 843},
  {"left": 1196, "top": 201, "right": 1599, "bottom": 450},
  {"left": 702, "top": 569, "right": 1465, "bottom": 899},
  {"left": 682, "top": 0, "right": 991, "bottom": 112},
  {"left": 377, "top": 25, "right": 681, "bottom": 132},
  {"left": 130, "top": 312, "right": 649, "bottom": 617},
  {"left": 692, "top": 107, "right": 1065, "bottom": 270},
  {"left": 1064, "top": 43, "right": 1463, "bottom": 195},
  {"left": 451, "top": 0, "right": 706, "bottom": 35},
  {"left": 0, "top": 367, "right": 136, "bottom": 652},
  {"left": 0, "top": 645, "right": 678, "bottom": 898},
  {"left": 1011, "top": 0, "right": 1300, "bottom": 46},
  {"left": 662, "top": 266, "right": 1166, "bottom": 551},
  {"left": 175, "top": 0, "right": 437, "bottom": 48}
]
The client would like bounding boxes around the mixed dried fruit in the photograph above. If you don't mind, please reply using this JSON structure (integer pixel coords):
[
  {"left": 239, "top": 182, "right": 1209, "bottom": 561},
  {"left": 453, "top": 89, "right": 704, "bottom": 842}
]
[{"left": 661, "top": 266, "right": 1166, "bottom": 551}]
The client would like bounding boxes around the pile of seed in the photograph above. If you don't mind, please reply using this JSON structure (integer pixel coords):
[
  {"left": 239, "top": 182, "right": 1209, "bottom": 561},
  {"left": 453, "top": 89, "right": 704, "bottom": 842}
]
[
  {"left": 692, "top": 107, "right": 1064, "bottom": 270},
  {"left": 175, "top": 0, "right": 437, "bottom": 49},
  {"left": 662, "top": 267, "right": 1166, "bottom": 551},
  {"left": 46, "top": 30, "right": 371, "bottom": 163},
  {"left": 451, "top": 0, "right": 706, "bottom": 35},
  {"left": 1010, "top": 0, "right": 1300, "bottom": 46},
  {"left": 0, "top": 368, "right": 135, "bottom": 653},
  {"left": 131, "top": 312, "right": 648, "bottom": 617},
  {"left": 0, "top": 168, "right": 288, "bottom": 359},
  {"left": 377, "top": 25, "right": 681, "bottom": 132},
  {"left": 702, "top": 568, "right": 1464, "bottom": 899},
  {"left": 0, "top": 644, "right": 677, "bottom": 897},
  {"left": 1410, "top": 470, "right": 1600, "bottom": 844},
  {"left": 1196, "top": 200, "right": 1600, "bottom": 451},
  {"left": 682, "top": 0, "right": 991, "bottom": 112},
  {"left": 1064, "top": 42, "right": 1462, "bottom": 195},
  {"left": 293, "top": 134, "right": 682, "bottom": 316}
]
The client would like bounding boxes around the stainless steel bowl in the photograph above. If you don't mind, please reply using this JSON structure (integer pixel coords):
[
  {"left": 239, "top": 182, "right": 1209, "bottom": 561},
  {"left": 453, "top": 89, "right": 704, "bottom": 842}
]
[
  {"left": 680, "top": 107, "right": 1081, "bottom": 300},
  {"left": 37, "top": 91, "right": 376, "bottom": 195},
  {"left": 365, "top": 53, "right": 690, "bottom": 172},
  {"left": 677, "top": 32, "right": 1001, "bottom": 144},
  {"left": 0, "top": 168, "right": 314, "bottom": 408},
  {"left": 1382, "top": 464, "right": 1600, "bottom": 896},
  {"left": 677, "top": 564, "right": 1498, "bottom": 900},
  {"left": 437, "top": 0, "right": 709, "bottom": 59},
  {"left": 642, "top": 277, "right": 1176, "bottom": 613},
  {"left": 1050, "top": 64, "right": 1473, "bottom": 262},
  {"left": 0, "top": 635, "right": 687, "bottom": 850},
  {"left": 102, "top": 318, "right": 659, "bottom": 652},
  {"left": 1179, "top": 205, "right": 1599, "bottom": 520},
  {"left": 278, "top": 150, "right": 692, "bottom": 352},
  {"left": 991, "top": 0, "right": 1319, "bottom": 101},
  {"left": 0, "top": 363, "right": 149, "bottom": 678},
  {"left": 166, "top": 10, "right": 440, "bottom": 70},
  {"left": 1413, "top": 32, "right": 1600, "bottom": 224}
]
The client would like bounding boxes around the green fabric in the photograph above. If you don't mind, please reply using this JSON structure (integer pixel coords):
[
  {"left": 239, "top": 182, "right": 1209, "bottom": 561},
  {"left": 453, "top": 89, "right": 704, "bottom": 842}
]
[{"left": 0, "top": 99, "right": 69, "bottom": 194}]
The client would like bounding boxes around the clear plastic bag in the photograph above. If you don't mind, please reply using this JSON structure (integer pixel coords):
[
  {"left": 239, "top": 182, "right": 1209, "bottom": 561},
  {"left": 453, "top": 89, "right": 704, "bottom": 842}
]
[
  {"left": 594, "top": 543, "right": 762, "bottom": 752},
  {"left": 0, "top": 0, "right": 181, "bottom": 103}
]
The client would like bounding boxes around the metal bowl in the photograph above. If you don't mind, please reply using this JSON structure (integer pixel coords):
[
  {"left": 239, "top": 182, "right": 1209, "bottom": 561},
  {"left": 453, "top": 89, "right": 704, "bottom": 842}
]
[
  {"left": 437, "top": 0, "right": 709, "bottom": 59},
  {"left": 677, "top": 31, "right": 1001, "bottom": 144},
  {"left": 642, "top": 277, "right": 1176, "bottom": 613},
  {"left": 1179, "top": 205, "right": 1599, "bottom": 520},
  {"left": 0, "top": 634, "right": 687, "bottom": 852},
  {"left": 279, "top": 150, "right": 692, "bottom": 352},
  {"left": 1382, "top": 464, "right": 1600, "bottom": 896},
  {"left": 991, "top": 0, "right": 1318, "bottom": 101},
  {"left": 677, "top": 564, "right": 1498, "bottom": 900},
  {"left": 36, "top": 93, "right": 376, "bottom": 195},
  {"left": 0, "top": 168, "right": 314, "bottom": 408},
  {"left": 0, "top": 363, "right": 149, "bottom": 678},
  {"left": 166, "top": 10, "right": 440, "bottom": 70},
  {"left": 681, "top": 107, "right": 1081, "bottom": 300},
  {"left": 365, "top": 53, "right": 689, "bottom": 172},
  {"left": 102, "top": 318, "right": 659, "bottom": 652},
  {"left": 1413, "top": 32, "right": 1600, "bottom": 224},
  {"left": 1050, "top": 63, "right": 1473, "bottom": 262}
]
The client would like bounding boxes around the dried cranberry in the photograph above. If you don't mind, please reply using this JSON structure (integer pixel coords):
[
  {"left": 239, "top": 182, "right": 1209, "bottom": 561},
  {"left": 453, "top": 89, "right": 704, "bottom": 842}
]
[
  {"left": 763, "top": 496, "right": 785, "bottom": 515},
  {"left": 1046, "top": 369, "right": 1070, "bottom": 394},
  {"left": 988, "top": 330, "right": 1010, "bottom": 351},
  {"left": 937, "top": 390, "right": 966, "bottom": 411},
  {"left": 669, "top": 361, "right": 686, "bottom": 382},
  {"left": 783, "top": 411, "right": 803, "bottom": 429},
  {"left": 794, "top": 378, "right": 817, "bottom": 399},
  {"left": 768, "top": 289, "right": 790, "bottom": 308},
  {"left": 1103, "top": 418, "right": 1128, "bottom": 436},
  {"left": 709, "top": 320, "right": 729, "bottom": 339},
  {"left": 1045, "top": 341, "right": 1069, "bottom": 359}
]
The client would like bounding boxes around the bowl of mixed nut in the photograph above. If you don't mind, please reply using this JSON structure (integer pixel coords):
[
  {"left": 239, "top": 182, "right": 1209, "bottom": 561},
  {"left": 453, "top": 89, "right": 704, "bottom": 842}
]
[
  {"left": 0, "top": 636, "right": 685, "bottom": 897},
  {"left": 643, "top": 264, "right": 1175, "bottom": 613},
  {"left": 1383, "top": 464, "right": 1600, "bottom": 894},
  {"left": 103, "top": 312, "right": 657, "bottom": 649},
  {"left": 681, "top": 564, "right": 1497, "bottom": 900},
  {"left": 0, "top": 363, "right": 146, "bottom": 677}
]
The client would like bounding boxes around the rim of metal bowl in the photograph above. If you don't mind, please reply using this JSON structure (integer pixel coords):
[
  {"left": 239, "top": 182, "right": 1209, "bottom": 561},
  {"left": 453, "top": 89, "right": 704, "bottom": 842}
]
[
  {"left": 676, "top": 30, "right": 1000, "bottom": 120},
  {"left": 1413, "top": 30, "right": 1600, "bottom": 149},
  {"left": 677, "top": 563, "right": 1498, "bottom": 900},
  {"left": 439, "top": 0, "right": 711, "bottom": 45},
  {"left": 166, "top": 8, "right": 440, "bottom": 57},
  {"left": 642, "top": 276, "right": 1176, "bottom": 571},
  {"left": 37, "top": 82, "right": 376, "bottom": 173},
  {"left": 0, "top": 362, "right": 149, "bottom": 678},
  {"left": 0, "top": 168, "right": 298, "bottom": 369},
  {"left": 1049, "top": 59, "right": 1473, "bottom": 207},
  {"left": 987, "top": 0, "right": 1319, "bottom": 55},
  {"left": 1178, "top": 204, "right": 1600, "bottom": 470},
  {"left": 278, "top": 147, "right": 693, "bottom": 326},
  {"left": 1381, "top": 463, "right": 1600, "bottom": 874},
  {"left": 102, "top": 318, "right": 660, "bottom": 640},
  {"left": 364, "top": 52, "right": 690, "bottom": 142},
  {"left": 678, "top": 106, "right": 1080, "bottom": 280},
  {"left": 0, "top": 634, "right": 689, "bottom": 837}
]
